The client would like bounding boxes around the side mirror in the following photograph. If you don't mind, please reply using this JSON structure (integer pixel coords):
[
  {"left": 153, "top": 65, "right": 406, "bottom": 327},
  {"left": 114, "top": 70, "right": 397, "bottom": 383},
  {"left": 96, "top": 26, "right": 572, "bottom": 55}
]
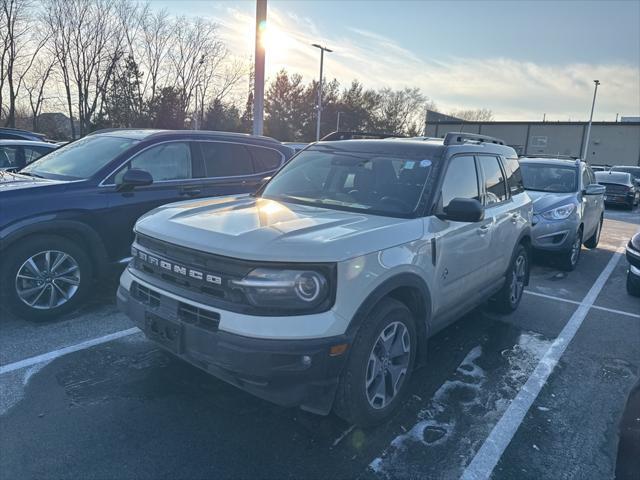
[
  {"left": 443, "top": 198, "right": 484, "bottom": 222},
  {"left": 584, "top": 183, "right": 606, "bottom": 195},
  {"left": 118, "top": 168, "right": 153, "bottom": 191}
]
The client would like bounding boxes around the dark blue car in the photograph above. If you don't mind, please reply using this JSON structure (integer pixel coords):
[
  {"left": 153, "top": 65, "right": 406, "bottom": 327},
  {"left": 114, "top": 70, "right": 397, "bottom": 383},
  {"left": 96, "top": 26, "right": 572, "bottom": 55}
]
[{"left": 0, "top": 129, "right": 293, "bottom": 320}]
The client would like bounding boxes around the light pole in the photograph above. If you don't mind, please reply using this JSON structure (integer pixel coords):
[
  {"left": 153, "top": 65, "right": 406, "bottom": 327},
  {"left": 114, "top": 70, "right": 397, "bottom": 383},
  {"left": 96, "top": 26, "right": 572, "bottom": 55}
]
[
  {"left": 253, "top": 0, "right": 267, "bottom": 136},
  {"left": 312, "top": 43, "right": 333, "bottom": 141},
  {"left": 336, "top": 111, "right": 344, "bottom": 131},
  {"left": 582, "top": 79, "right": 600, "bottom": 161}
]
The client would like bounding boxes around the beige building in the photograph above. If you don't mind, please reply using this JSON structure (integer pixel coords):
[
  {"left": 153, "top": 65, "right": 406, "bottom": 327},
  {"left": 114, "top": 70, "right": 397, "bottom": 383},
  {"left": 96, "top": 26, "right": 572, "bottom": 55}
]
[{"left": 424, "top": 116, "right": 640, "bottom": 166}]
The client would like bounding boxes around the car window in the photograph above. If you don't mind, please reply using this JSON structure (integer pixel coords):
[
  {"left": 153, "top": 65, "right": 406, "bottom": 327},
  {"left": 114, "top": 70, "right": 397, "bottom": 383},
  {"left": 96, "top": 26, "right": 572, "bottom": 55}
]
[
  {"left": 478, "top": 155, "right": 508, "bottom": 205},
  {"left": 23, "top": 135, "right": 139, "bottom": 180},
  {"left": 504, "top": 157, "right": 525, "bottom": 195},
  {"left": 200, "top": 142, "right": 254, "bottom": 177},
  {"left": 520, "top": 164, "right": 578, "bottom": 193},
  {"left": 249, "top": 146, "right": 282, "bottom": 173},
  {"left": 0, "top": 146, "right": 19, "bottom": 168},
  {"left": 261, "top": 145, "right": 433, "bottom": 217},
  {"left": 440, "top": 155, "right": 479, "bottom": 209},
  {"left": 113, "top": 142, "right": 192, "bottom": 183},
  {"left": 24, "top": 146, "right": 51, "bottom": 164}
]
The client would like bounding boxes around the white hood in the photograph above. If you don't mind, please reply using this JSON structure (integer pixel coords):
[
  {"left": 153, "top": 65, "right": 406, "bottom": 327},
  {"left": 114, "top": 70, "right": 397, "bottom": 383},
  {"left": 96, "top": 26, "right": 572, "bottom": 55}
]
[{"left": 135, "top": 195, "right": 423, "bottom": 262}]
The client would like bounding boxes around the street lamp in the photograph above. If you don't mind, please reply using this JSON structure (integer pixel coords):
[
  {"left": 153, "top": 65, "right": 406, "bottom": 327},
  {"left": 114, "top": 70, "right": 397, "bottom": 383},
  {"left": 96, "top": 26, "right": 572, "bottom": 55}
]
[
  {"left": 312, "top": 43, "right": 333, "bottom": 141},
  {"left": 336, "top": 111, "right": 344, "bottom": 131},
  {"left": 582, "top": 80, "right": 600, "bottom": 161}
]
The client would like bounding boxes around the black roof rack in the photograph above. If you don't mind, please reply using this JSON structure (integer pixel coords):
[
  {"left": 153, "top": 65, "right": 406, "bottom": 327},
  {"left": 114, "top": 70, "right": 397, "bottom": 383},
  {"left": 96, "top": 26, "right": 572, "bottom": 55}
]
[
  {"left": 519, "top": 154, "right": 580, "bottom": 160},
  {"left": 321, "top": 131, "right": 405, "bottom": 141},
  {"left": 443, "top": 132, "right": 505, "bottom": 146}
]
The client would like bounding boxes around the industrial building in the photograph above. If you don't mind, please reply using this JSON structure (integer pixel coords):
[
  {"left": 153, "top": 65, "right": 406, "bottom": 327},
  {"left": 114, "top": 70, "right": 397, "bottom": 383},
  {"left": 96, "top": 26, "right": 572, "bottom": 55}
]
[{"left": 424, "top": 111, "right": 640, "bottom": 166}]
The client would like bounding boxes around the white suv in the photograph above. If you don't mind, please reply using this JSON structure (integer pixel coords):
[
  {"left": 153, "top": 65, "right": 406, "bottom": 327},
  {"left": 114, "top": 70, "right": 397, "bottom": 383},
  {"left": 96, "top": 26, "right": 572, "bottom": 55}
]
[{"left": 118, "top": 133, "right": 533, "bottom": 426}]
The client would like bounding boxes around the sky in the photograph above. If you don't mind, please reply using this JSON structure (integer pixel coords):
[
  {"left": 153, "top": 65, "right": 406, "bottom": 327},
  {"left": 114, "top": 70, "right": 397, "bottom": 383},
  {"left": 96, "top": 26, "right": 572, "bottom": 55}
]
[{"left": 153, "top": 0, "right": 640, "bottom": 121}]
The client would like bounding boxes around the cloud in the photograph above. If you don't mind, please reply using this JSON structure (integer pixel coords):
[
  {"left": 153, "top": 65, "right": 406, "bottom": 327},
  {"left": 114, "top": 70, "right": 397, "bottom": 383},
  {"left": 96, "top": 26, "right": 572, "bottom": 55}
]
[{"left": 212, "top": 5, "right": 640, "bottom": 121}]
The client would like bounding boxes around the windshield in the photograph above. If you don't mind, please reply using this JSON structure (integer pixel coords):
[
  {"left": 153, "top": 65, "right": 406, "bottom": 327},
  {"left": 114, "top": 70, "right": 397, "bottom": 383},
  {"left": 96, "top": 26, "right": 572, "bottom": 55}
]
[
  {"left": 596, "top": 172, "right": 632, "bottom": 185},
  {"left": 21, "top": 135, "right": 139, "bottom": 180},
  {"left": 520, "top": 164, "right": 577, "bottom": 193},
  {"left": 261, "top": 145, "right": 433, "bottom": 217}
]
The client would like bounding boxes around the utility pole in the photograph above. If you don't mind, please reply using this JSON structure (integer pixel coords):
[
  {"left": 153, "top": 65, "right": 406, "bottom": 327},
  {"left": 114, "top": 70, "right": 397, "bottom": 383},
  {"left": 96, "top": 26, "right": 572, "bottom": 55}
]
[
  {"left": 312, "top": 43, "right": 333, "bottom": 141},
  {"left": 336, "top": 111, "right": 344, "bottom": 131},
  {"left": 253, "top": 0, "right": 267, "bottom": 136},
  {"left": 582, "top": 80, "right": 600, "bottom": 161}
]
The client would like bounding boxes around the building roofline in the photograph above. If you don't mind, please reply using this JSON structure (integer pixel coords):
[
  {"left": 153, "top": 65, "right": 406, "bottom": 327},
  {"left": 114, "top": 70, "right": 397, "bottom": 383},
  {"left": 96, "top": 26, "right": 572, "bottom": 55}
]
[{"left": 426, "top": 120, "right": 640, "bottom": 126}]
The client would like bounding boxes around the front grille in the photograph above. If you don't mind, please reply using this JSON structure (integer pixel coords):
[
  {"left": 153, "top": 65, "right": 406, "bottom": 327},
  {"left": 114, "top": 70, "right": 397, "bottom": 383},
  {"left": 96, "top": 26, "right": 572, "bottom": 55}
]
[
  {"left": 132, "top": 282, "right": 161, "bottom": 307},
  {"left": 178, "top": 303, "right": 220, "bottom": 332}
]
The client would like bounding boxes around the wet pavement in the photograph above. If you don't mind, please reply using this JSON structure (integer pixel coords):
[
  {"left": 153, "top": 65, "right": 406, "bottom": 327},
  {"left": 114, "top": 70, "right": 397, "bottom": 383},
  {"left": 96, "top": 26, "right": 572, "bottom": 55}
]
[{"left": 1, "top": 207, "right": 638, "bottom": 480}]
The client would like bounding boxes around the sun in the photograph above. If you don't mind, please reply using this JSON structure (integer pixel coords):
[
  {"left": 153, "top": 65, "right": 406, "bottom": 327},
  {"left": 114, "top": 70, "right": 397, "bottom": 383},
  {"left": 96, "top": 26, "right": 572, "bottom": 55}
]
[{"left": 258, "top": 21, "right": 291, "bottom": 57}]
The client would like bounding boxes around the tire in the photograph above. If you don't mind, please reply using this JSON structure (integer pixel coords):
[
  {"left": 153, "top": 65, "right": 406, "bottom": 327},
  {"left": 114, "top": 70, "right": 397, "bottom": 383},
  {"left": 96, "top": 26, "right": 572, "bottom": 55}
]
[
  {"left": 1, "top": 235, "right": 93, "bottom": 321},
  {"left": 490, "top": 243, "right": 529, "bottom": 314},
  {"left": 558, "top": 229, "right": 583, "bottom": 271},
  {"left": 584, "top": 217, "right": 603, "bottom": 249},
  {"left": 627, "top": 271, "right": 640, "bottom": 297},
  {"left": 334, "top": 298, "right": 417, "bottom": 427}
]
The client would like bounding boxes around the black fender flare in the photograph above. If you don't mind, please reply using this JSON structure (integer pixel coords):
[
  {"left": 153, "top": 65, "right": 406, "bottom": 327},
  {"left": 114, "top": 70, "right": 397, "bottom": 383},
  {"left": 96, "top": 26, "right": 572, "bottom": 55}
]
[
  {"left": 0, "top": 218, "right": 108, "bottom": 276},
  {"left": 345, "top": 272, "right": 432, "bottom": 366}
]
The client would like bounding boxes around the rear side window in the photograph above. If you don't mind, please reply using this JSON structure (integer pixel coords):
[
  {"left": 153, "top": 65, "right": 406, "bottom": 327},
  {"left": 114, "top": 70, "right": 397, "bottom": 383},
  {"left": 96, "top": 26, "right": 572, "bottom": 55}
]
[
  {"left": 200, "top": 142, "right": 254, "bottom": 177},
  {"left": 24, "top": 146, "right": 51, "bottom": 164},
  {"left": 0, "top": 146, "right": 20, "bottom": 168},
  {"left": 440, "top": 155, "right": 479, "bottom": 209},
  {"left": 478, "top": 156, "right": 508, "bottom": 205},
  {"left": 504, "top": 157, "right": 525, "bottom": 195},
  {"left": 249, "top": 146, "right": 282, "bottom": 173}
]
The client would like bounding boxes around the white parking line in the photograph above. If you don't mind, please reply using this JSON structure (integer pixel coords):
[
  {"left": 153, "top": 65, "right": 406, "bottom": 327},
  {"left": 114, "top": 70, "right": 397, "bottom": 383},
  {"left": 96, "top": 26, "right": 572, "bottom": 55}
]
[
  {"left": 524, "top": 290, "right": 640, "bottom": 319},
  {"left": 0, "top": 327, "right": 140, "bottom": 376},
  {"left": 460, "top": 244, "right": 625, "bottom": 480}
]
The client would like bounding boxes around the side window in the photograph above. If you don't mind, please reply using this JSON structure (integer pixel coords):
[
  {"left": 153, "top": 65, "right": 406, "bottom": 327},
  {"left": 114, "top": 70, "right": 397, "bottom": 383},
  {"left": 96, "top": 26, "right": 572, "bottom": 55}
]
[
  {"left": 249, "top": 146, "right": 282, "bottom": 173},
  {"left": 114, "top": 142, "right": 192, "bottom": 183},
  {"left": 440, "top": 155, "right": 479, "bottom": 210},
  {"left": 24, "top": 147, "right": 50, "bottom": 164},
  {"left": 504, "top": 157, "right": 525, "bottom": 195},
  {"left": 200, "top": 142, "right": 254, "bottom": 177},
  {"left": 478, "top": 156, "right": 508, "bottom": 206},
  {"left": 0, "top": 146, "right": 19, "bottom": 168}
]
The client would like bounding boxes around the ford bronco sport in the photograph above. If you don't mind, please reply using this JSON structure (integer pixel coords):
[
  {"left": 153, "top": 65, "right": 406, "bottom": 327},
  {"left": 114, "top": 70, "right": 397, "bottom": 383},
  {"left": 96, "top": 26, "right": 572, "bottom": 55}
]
[{"left": 118, "top": 132, "right": 533, "bottom": 426}]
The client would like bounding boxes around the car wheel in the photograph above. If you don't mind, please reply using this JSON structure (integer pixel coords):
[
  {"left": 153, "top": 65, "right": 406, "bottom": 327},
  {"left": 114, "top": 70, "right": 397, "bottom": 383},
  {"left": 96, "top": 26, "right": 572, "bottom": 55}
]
[
  {"left": 1, "top": 235, "right": 93, "bottom": 321},
  {"left": 584, "top": 217, "right": 603, "bottom": 249},
  {"left": 490, "top": 243, "right": 529, "bottom": 314},
  {"left": 558, "top": 229, "right": 583, "bottom": 271},
  {"left": 627, "top": 271, "right": 640, "bottom": 297},
  {"left": 334, "top": 298, "right": 417, "bottom": 427}
]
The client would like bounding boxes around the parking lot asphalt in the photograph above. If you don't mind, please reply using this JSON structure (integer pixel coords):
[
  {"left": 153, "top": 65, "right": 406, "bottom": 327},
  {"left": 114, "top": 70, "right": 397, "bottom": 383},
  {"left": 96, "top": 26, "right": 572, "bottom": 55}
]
[{"left": 1, "top": 207, "right": 638, "bottom": 480}]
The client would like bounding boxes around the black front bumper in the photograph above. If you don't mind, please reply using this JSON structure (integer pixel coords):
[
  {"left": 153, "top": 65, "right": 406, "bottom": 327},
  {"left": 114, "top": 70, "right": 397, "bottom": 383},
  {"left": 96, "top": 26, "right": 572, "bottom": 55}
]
[{"left": 117, "top": 281, "right": 349, "bottom": 415}]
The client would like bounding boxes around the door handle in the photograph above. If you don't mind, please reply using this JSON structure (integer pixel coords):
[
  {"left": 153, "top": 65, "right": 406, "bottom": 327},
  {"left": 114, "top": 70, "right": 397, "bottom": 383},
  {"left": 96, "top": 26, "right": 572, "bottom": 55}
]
[{"left": 180, "top": 188, "right": 201, "bottom": 197}]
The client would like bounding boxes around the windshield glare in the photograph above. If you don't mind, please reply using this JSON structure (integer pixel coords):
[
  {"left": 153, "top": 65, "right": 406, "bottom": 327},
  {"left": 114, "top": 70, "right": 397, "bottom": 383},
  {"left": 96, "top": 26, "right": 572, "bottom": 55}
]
[
  {"left": 520, "top": 164, "right": 577, "bottom": 193},
  {"left": 262, "top": 146, "right": 433, "bottom": 216},
  {"left": 21, "top": 135, "right": 139, "bottom": 180}
]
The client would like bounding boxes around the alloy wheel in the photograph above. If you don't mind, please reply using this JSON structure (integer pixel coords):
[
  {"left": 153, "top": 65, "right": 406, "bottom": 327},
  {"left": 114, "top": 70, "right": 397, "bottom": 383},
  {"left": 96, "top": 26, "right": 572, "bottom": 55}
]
[
  {"left": 365, "top": 321, "right": 411, "bottom": 409},
  {"left": 509, "top": 254, "right": 527, "bottom": 305},
  {"left": 15, "top": 250, "right": 81, "bottom": 310}
]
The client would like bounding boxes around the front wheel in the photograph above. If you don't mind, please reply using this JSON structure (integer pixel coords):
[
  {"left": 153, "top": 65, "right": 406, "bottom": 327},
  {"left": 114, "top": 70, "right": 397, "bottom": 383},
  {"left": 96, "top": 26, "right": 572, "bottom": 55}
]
[
  {"left": 627, "top": 271, "right": 640, "bottom": 297},
  {"left": 491, "top": 244, "right": 529, "bottom": 314},
  {"left": 558, "top": 230, "right": 583, "bottom": 271},
  {"left": 584, "top": 217, "right": 602, "bottom": 249},
  {"left": 334, "top": 298, "right": 417, "bottom": 427},
  {"left": 1, "top": 235, "right": 93, "bottom": 321}
]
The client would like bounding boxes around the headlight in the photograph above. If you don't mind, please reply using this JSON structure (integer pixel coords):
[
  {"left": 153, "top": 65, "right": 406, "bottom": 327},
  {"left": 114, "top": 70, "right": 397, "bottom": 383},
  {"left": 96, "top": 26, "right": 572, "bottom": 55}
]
[
  {"left": 231, "top": 268, "right": 330, "bottom": 312},
  {"left": 541, "top": 204, "right": 576, "bottom": 220}
]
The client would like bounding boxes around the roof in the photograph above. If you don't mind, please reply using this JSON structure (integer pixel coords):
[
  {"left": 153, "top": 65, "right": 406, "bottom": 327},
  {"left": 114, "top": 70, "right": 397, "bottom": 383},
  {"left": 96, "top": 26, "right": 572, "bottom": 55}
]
[
  {"left": 0, "top": 139, "right": 57, "bottom": 148},
  {"left": 92, "top": 128, "right": 282, "bottom": 144}
]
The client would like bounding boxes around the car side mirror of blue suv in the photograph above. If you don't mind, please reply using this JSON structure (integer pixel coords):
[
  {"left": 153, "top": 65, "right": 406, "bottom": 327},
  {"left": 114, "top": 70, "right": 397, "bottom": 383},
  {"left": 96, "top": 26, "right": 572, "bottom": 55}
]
[
  {"left": 584, "top": 184, "right": 606, "bottom": 196},
  {"left": 117, "top": 168, "right": 153, "bottom": 192}
]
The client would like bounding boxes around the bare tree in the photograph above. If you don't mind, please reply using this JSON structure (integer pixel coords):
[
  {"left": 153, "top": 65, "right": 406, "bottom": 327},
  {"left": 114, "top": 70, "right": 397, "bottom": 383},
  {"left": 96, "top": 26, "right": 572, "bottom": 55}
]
[
  {"left": 24, "top": 55, "right": 56, "bottom": 130},
  {"left": 448, "top": 108, "right": 494, "bottom": 122},
  {"left": 139, "top": 8, "right": 172, "bottom": 103},
  {"left": 374, "top": 87, "right": 427, "bottom": 134},
  {"left": 44, "top": 0, "right": 128, "bottom": 136},
  {"left": 1, "top": 0, "right": 47, "bottom": 127}
]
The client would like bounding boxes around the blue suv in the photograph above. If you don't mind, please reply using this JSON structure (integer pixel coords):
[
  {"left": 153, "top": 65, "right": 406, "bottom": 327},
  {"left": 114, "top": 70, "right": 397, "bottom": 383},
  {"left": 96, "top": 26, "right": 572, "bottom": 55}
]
[{"left": 0, "top": 129, "right": 293, "bottom": 320}]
